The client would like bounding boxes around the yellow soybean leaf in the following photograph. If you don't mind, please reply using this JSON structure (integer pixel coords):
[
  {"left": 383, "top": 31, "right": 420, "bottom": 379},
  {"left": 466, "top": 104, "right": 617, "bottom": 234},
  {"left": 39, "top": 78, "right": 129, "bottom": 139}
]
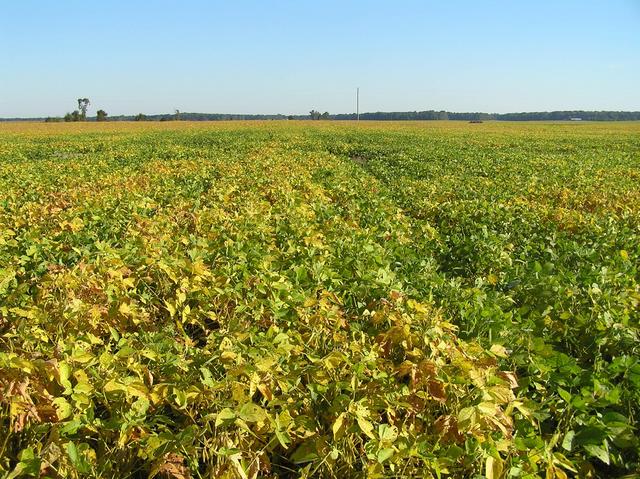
[
  {"left": 485, "top": 456, "right": 503, "bottom": 479},
  {"left": 490, "top": 344, "right": 509, "bottom": 358},
  {"left": 357, "top": 417, "right": 376, "bottom": 439},
  {"left": 333, "top": 412, "right": 347, "bottom": 439},
  {"left": 69, "top": 217, "right": 84, "bottom": 232},
  {"left": 53, "top": 397, "right": 73, "bottom": 420}
]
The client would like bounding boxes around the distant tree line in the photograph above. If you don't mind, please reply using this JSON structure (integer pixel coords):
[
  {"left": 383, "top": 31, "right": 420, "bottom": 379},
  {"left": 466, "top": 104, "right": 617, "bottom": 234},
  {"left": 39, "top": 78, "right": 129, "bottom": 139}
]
[
  {"left": 332, "top": 110, "right": 451, "bottom": 121},
  {"left": 115, "top": 113, "right": 297, "bottom": 121},
  {"left": 493, "top": 111, "right": 640, "bottom": 121},
  {"left": 331, "top": 110, "right": 640, "bottom": 121},
  {"left": 91, "top": 110, "right": 640, "bottom": 122},
  {"left": 7, "top": 109, "right": 640, "bottom": 123}
]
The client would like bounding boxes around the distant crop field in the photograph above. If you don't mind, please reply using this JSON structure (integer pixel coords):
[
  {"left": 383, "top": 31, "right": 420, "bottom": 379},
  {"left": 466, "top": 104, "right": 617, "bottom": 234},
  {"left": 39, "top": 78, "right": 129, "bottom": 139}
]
[{"left": 1, "top": 121, "right": 639, "bottom": 478}]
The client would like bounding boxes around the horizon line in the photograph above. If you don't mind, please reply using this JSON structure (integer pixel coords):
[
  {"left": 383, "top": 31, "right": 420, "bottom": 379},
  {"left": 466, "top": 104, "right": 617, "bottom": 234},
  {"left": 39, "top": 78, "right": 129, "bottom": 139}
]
[{"left": 2, "top": 108, "right": 640, "bottom": 121}]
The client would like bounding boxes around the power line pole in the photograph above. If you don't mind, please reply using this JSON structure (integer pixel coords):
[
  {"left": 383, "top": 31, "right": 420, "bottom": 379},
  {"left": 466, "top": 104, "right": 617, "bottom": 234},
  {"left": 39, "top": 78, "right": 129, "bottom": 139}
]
[{"left": 356, "top": 87, "right": 360, "bottom": 121}]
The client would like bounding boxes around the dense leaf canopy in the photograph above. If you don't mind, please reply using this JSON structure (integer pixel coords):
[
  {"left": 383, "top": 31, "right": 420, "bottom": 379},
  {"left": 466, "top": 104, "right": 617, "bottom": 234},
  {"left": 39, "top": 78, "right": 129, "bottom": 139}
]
[{"left": 0, "top": 121, "right": 638, "bottom": 477}]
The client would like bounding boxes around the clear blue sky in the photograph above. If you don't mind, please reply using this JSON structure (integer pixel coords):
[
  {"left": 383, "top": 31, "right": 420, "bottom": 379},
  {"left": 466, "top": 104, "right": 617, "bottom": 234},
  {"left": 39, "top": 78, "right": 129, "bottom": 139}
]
[{"left": 1, "top": 0, "right": 639, "bottom": 117}]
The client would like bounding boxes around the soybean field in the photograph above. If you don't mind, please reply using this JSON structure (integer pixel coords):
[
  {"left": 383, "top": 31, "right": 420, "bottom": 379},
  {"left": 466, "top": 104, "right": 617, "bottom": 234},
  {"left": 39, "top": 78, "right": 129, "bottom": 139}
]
[{"left": 1, "top": 121, "right": 639, "bottom": 478}]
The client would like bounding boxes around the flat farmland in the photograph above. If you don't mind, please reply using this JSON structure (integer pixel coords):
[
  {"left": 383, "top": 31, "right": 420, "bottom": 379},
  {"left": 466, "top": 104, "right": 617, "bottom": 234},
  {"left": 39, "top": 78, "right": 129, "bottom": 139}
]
[{"left": 1, "top": 121, "right": 639, "bottom": 478}]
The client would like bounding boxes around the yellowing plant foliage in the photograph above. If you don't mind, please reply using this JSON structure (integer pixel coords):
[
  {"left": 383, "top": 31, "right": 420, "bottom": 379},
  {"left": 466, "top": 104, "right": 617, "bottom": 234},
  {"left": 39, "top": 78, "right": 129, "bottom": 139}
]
[{"left": 0, "top": 120, "right": 639, "bottom": 478}]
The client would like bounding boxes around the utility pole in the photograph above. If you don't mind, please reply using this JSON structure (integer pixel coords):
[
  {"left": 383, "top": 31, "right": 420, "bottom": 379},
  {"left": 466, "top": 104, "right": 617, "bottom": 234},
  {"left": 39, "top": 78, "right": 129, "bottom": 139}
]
[{"left": 356, "top": 87, "right": 360, "bottom": 121}]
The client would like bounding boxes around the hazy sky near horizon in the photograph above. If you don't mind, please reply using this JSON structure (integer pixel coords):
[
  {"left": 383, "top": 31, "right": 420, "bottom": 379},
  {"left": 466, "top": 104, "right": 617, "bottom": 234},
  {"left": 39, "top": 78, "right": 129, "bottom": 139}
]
[{"left": 1, "top": 0, "right": 639, "bottom": 117}]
